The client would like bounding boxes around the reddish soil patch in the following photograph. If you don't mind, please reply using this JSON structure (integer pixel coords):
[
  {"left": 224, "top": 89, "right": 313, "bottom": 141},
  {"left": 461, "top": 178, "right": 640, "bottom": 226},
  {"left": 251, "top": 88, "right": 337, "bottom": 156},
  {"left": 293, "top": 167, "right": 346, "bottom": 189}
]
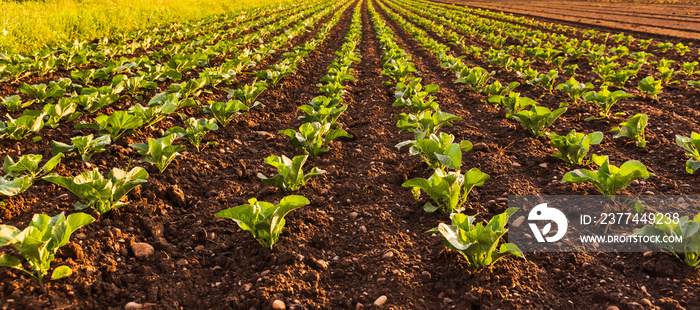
[
  {"left": 447, "top": 0, "right": 700, "bottom": 41},
  {"left": 1, "top": 0, "right": 700, "bottom": 309}
]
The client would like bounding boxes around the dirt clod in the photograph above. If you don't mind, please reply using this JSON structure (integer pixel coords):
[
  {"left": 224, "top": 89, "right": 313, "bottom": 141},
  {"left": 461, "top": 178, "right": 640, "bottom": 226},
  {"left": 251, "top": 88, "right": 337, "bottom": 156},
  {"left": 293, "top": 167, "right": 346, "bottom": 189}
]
[{"left": 167, "top": 185, "right": 187, "bottom": 208}]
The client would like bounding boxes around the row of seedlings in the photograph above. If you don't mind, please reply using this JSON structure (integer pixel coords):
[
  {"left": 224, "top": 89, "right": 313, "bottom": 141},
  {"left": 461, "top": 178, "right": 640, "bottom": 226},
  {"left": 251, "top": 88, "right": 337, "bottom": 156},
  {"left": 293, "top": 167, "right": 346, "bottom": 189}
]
[
  {"left": 216, "top": 1, "right": 366, "bottom": 249},
  {"left": 368, "top": 0, "right": 523, "bottom": 268}
]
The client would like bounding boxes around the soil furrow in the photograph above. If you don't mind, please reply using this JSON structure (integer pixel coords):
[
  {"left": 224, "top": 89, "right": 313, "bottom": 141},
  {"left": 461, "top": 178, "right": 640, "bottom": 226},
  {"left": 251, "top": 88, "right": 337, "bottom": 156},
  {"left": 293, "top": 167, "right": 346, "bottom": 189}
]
[
  {"left": 472, "top": 3, "right": 700, "bottom": 33},
  {"left": 498, "top": 2, "right": 700, "bottom": 24},
  {"left": 452, "top": 0, "right": 700, "bottom": 41}
]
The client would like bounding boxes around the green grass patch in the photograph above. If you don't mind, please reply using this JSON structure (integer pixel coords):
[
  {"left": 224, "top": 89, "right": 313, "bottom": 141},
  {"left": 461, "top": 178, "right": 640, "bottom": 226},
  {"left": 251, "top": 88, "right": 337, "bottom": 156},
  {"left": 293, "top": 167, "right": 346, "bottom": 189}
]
[{"left": 0, "top": 0, "right": 289, "bottom": 53}]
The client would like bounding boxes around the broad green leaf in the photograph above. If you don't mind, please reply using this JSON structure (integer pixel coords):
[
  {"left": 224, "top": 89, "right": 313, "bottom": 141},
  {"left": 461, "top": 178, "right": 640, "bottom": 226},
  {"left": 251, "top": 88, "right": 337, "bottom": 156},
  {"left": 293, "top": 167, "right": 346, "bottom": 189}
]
[
  {"left": 216, "top": 195, "right": 309, "bottom": 248},
  {"left": 429, "top": 208, "right": 522, "bottom": 267},
  {"left": 0, "top": 176, "right": 32, "bottom": 196},
  {"left": 0, "top": 254, "right": 23, "bottom": 270},
  {"left": 0, "top": 225, "right": 21, "bottom": 246},
  {"left": 0, "top": 211, "right": 92, "bottom": 280},
  {"left": 50, "top": 265, "right": 72, "bottom": 280}
]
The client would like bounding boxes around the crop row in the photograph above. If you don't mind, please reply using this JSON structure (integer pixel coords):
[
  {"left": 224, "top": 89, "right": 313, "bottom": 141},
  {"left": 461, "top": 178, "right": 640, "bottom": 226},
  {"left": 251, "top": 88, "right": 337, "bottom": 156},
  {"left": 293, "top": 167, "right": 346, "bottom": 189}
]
[
  {"left": 222, "top": 0, "right": 364, "bottom": 248},
  {"left": 366, "top": 0, "right": 524, "bottom": 268}
]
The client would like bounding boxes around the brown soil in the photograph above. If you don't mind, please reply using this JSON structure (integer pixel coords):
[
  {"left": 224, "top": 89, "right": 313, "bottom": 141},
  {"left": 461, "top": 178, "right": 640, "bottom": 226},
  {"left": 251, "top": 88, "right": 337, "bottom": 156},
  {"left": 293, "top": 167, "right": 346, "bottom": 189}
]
[
  {"left": 1, "top": 0, "right": 700, "bottom": 309},
  {"left": 584, "top": 0, "right": 698, "bottom": 3},
  {"left": 447, "top": 0, "right": 700, "bottom": 41}
]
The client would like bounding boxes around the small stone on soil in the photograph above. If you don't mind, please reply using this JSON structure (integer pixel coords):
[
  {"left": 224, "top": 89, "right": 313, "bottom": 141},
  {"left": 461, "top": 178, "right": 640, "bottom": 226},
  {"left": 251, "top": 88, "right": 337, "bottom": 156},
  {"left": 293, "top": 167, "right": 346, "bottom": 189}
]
[
  {"left": 641, "top": 286, "right": 649, "bottom": 296},
  {"left": 373, "top": 295, "right": 387, "bottom": 306},
  {"left": 132, "top": 243, "right": 154, "bottom": 258},
  {"left": 124, "top": 302, "right": 142, "bottom": 310},
  {"left": 349, "top": 212, "right": 358, "bottom": 220},
  {"left": 313, "top": 259, "right": 328, "bottom": 270},
  {"left": 176, "top": 259, "right": 187, "bottom": 267},
  {"left": 272, "top": 300, "right": 285, "bottom": 310},
  {"left": 359, "top": 226, "right": 367, "bottom": 233},
  {"left": 383, "top": 251, "right": 394, "bottom": 259},
  {"left": 512, "top": 216, "right": 525, "bottom": 228},
  {"left": 539, "top": 163, "right": 547, "bottom": 168}
]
